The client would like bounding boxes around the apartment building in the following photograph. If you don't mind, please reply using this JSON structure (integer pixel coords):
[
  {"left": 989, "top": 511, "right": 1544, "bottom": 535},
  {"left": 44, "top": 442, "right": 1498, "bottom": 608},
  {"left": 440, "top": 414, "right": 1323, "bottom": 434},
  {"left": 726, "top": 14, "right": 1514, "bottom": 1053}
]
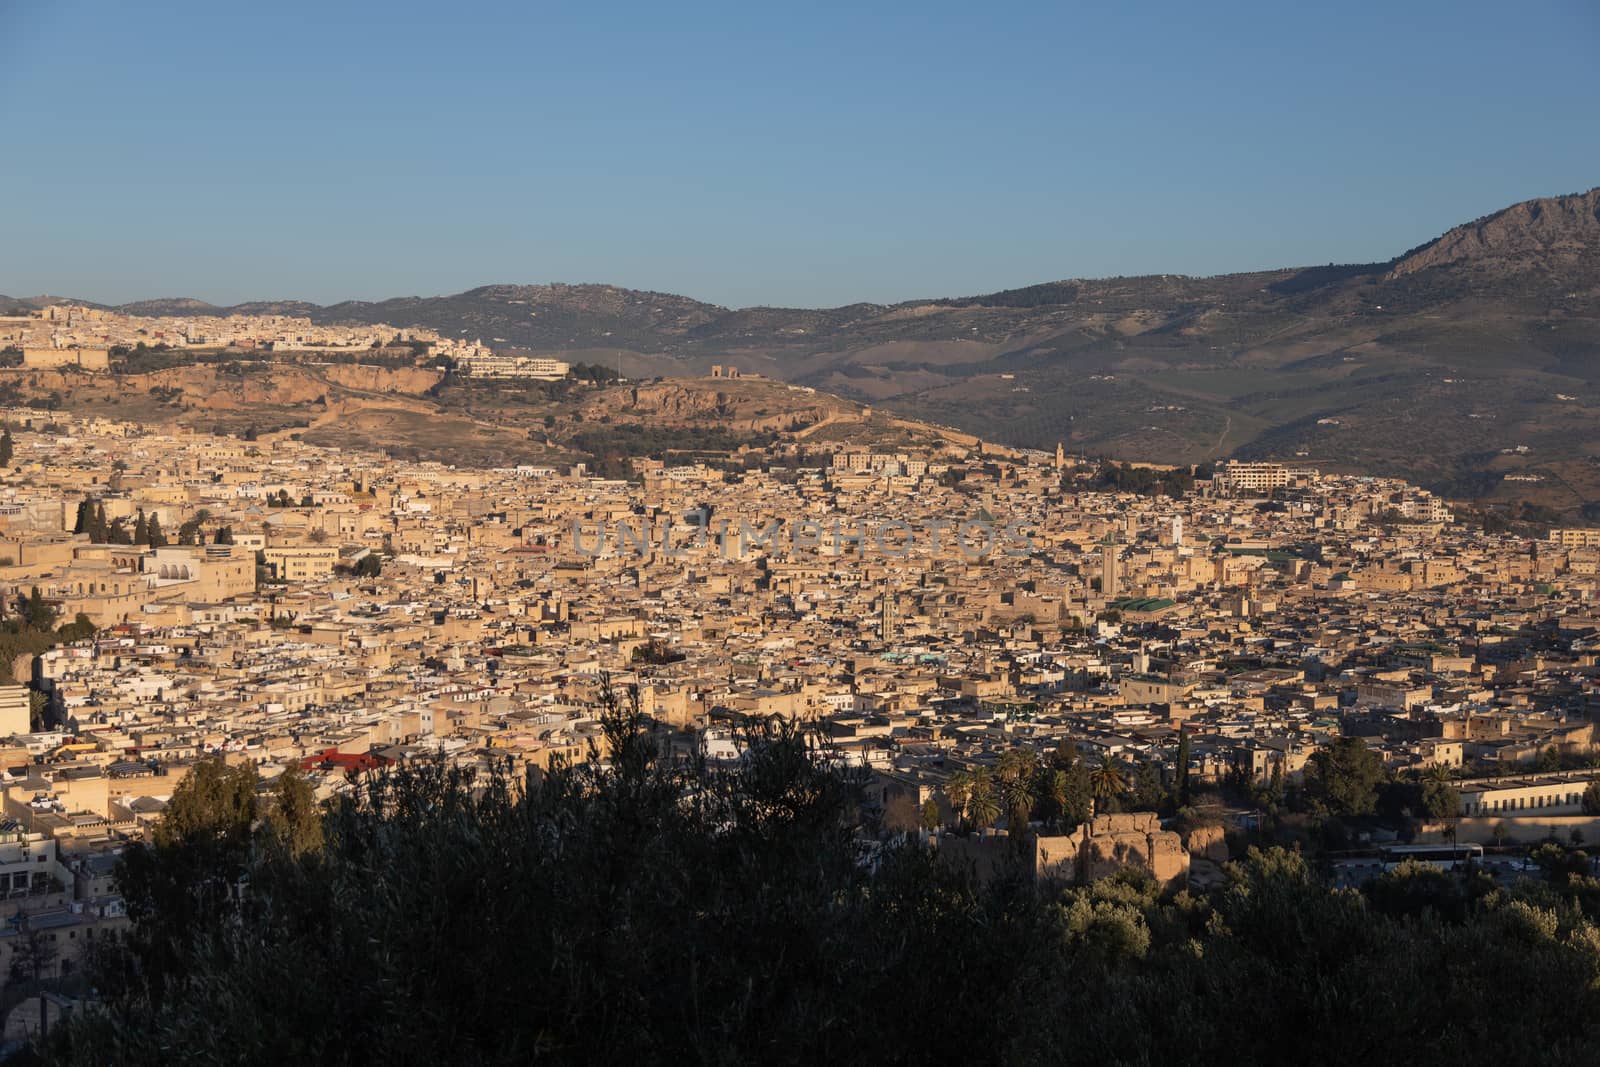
[{"left": 456, "top": 354, "right": 571, "bottom": 379}]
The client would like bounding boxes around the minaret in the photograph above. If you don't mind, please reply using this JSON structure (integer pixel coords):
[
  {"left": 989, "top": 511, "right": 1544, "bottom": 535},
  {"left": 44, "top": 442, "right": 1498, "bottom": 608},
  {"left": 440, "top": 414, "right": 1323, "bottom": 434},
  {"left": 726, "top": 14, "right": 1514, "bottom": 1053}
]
[
  {"left": 1054, "top": 442, "right": 1065, "bottom": 473},
  {"left": 1101, "top": 534, "right": 1119, "bottom": 596},
  {"left": 880, "top": 586, "right": 897, "bottom": 644}
]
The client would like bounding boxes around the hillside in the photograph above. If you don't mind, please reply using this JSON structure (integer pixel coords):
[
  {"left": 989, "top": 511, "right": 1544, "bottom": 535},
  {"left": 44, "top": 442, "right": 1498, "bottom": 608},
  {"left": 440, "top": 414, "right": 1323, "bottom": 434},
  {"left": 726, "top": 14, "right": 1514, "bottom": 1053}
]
[
  {"left": 8, "top": 186, "right": 1599, "bottom": 510},
  {"left": 0, "top": 363, "right": 952, "bottom": 474}
]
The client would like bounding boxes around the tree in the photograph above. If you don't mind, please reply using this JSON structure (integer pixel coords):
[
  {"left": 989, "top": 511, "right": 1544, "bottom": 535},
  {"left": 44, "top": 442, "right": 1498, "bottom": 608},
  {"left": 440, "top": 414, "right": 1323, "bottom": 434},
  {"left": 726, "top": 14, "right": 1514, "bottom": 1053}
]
[
  {"left": 1049, "top": 739, "right": 1080, "bottom": 772},
  {"left": 134, "top": 510, "right": 149, "bottom": 545},
  {"left": 1419, "top": 767, "right": 1460, "bottom": 822},
  {"left": 996, "top": 749, "right": 1039, "bottom": 829},
  {"left": 1365, "top": 859, "right": 1469, "bottom": 924},
  {"left": 944, "top": 771, "right": 974, "bottom": 832},
  {"left": 151, "top": 758, "right": 259, "bottom": 851},
  {"left": 881, "top": 792, "right": 921, "bottom": 834},
  {"left": 9, "top": 926, "right": 58, "bottom": 983},
  {"left": 1583, "top": 781, "right": 1600, "bottom": 816},
  {"left": 92, "top": 502, "right": 108, "bottom": 543},
  {"left": 1266, "top": 760, "right": 1285, "bottom": 806},
  {"left": 1038, "top": 765, "right": 1094, "bottom": 831},
  {"left": 147, "top": 513, "right": 166, "bottom": 548},
  {"left": 965, "top": 770, "right": 1000, "bottom": 829},
  {"left": 21, "top": 586, "right": 56, "bottom": 631},
  {"left": 1492, "top": 821, "right": 1511, "bottom": 848},
  {"left": 1091, "top": 755, "right": 1128, "bottom": 803},
  {"left": 1175, "top": 728, "right": 1192, "bottom": 805},
  {"left": 265, "top": 764, "right": 323, "bottom": 857},
  {"left": 214, "top": 525, "right": 235, "bottom": 545},
  {"left": 110, "top": 758, "right": 260, "bottom": 1015},
  {"left": 0, "top": 426, "right": 12, "bottom": 468},
  {"left": 58, "top": 612, "right": 96, "bottom": 643},
  {"left": 920, "top": 797, "right": 941, "bottom": 832},
  {"left": 50, "top": 686, "right": 1600, "bottom": 1067},
  {"left": 73, "top": 496, "right": 93, "bottom": 535},
  {"left": 1129, "top": 762, "right": 1165, "bottom": 812},
  {"left": 1304, "top": 736, "right": 1386, "bottom": 817},
  {"left": 355, "top": 554, "right": 382, "bottom": 579}
]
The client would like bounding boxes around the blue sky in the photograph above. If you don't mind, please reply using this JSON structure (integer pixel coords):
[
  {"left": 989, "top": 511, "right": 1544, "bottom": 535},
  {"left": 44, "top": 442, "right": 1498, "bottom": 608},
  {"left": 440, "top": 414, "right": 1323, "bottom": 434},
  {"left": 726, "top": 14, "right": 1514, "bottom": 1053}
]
[{"left": 2, "top": 0, "right": 1596, "bottom": 308}]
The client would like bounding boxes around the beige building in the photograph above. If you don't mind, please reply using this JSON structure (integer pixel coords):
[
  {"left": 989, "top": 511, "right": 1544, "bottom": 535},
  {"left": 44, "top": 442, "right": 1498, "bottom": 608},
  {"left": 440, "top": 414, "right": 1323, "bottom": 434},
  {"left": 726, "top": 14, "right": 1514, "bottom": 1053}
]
[
  {"left": 1549, "top": 528, "right": 1600, "bottom": 548},
  {"left": 1216, "top": 461, "right": 1316, "bottom": 494},
  {"left": 1458, "top": 774, "right": 1600, "bottom": 818},
  {"left": 0, "top": 687, "right": 30, "bottom": 736},
  {"left": 263, "top": 545, "right": 339, "bottom": 582}
]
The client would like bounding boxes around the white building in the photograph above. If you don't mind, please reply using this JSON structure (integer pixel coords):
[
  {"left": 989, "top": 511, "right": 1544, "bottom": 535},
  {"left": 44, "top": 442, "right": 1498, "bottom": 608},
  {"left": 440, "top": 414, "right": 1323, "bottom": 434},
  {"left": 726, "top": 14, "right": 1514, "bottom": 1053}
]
[{"left": 456, "top": 354, "right": 571, "bottom": 380}]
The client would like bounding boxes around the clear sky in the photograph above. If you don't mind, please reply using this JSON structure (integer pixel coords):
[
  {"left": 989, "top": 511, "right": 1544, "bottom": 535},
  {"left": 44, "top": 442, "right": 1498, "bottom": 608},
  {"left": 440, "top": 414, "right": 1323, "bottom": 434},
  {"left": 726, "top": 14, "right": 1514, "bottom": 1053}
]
[{"left": 2, "top": 0, "right": 1597, "bottom": 309}]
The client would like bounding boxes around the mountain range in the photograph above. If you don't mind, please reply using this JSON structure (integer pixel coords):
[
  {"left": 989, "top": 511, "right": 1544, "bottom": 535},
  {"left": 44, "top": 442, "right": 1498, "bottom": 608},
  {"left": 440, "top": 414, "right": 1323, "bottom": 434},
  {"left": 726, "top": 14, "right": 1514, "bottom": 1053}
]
[{"left": 5, "top": 186, "right": 1599, "bottom": 510}]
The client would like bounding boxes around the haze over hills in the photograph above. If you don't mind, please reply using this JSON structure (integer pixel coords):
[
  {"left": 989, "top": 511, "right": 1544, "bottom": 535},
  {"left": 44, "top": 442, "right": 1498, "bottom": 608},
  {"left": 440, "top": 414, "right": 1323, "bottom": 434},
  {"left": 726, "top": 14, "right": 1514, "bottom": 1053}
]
[{"left": 5, "top": 187, "right": 1599, "bottom": 509}]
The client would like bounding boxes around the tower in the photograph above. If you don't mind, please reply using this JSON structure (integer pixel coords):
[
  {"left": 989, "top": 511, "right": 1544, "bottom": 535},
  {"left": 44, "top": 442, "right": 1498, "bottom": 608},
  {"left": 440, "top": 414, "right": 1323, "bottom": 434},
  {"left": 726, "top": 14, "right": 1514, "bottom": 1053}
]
[
  {"left": 1101, "top": 534, "right": 1119, "bottom": 596},
  {"left": 880, "top": 587, "right": 897, "bottom": 644},
  {"left": 1054, "top": 441, "right": 1065, "bottom": 473}
]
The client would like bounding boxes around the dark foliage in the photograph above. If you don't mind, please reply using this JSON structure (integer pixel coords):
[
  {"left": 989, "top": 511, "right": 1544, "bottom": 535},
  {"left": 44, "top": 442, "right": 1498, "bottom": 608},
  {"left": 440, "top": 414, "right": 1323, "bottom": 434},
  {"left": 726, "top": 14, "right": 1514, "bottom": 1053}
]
[
  {"left": 49, "top": 687, "right": 1600, "bottom": 1066},
  {"left": 1093, "top": 461, "right": 1196, "bottom": 497}
]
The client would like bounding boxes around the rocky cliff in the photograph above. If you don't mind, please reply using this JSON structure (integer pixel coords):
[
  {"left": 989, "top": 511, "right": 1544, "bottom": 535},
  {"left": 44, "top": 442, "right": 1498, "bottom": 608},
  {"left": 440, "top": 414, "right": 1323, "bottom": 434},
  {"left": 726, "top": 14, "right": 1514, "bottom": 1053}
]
[{"left": 1387, "top": 186, "right": 1600, "bottom": 278}]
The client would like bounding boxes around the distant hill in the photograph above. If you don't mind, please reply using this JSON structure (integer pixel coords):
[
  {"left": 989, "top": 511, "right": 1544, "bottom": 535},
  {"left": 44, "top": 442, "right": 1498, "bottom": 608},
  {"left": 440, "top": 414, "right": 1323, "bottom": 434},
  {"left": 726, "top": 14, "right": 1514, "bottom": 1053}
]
[
  {"left": 1387, "top": 187, "right": 1600, "bottom": 279},
  {"left": 0, "top": 294, "right": 103, "bottom": 314},
  {"left": 10, "top": 186, "right": 1600, "bottom": 511}
]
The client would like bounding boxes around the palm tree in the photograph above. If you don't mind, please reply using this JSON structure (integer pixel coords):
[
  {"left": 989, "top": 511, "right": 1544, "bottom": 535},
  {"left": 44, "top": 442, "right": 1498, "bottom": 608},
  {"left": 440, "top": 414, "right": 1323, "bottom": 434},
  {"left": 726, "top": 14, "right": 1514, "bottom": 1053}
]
[
  {"left": 945, "top": 771, "right": 974, "bottom": 832},
  {"left": 996, "top": 750, "right": 1039, "bottom": 828},
  {"left": 1041, "top": 769, "right": 1071, "bottom": 829},
  {"left": 1000, "top": 771, "right": 1039, "bottom": 831},
  {"left": 996, "top": 749, "right": 1037, "bottom": 782},
  {"left": 967, "top": 770, "right": 1001, "bottom": 830},
  {"left": 1091, "top": 755, "right": 1128, "bottom": 803}
]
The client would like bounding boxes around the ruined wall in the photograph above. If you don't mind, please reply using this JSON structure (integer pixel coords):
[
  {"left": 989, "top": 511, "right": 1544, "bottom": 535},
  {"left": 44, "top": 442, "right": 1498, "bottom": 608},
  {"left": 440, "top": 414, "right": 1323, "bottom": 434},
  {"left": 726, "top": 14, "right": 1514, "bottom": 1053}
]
[
  {"left": 1183, "top": 824, "right": 1229, "bottom": 864},
  {"left": 1069, "top": 812, "right": 1189, "bottom": 888},
  {"left": 940, "top": 812, "right": 1193, "bottom": 889}
]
